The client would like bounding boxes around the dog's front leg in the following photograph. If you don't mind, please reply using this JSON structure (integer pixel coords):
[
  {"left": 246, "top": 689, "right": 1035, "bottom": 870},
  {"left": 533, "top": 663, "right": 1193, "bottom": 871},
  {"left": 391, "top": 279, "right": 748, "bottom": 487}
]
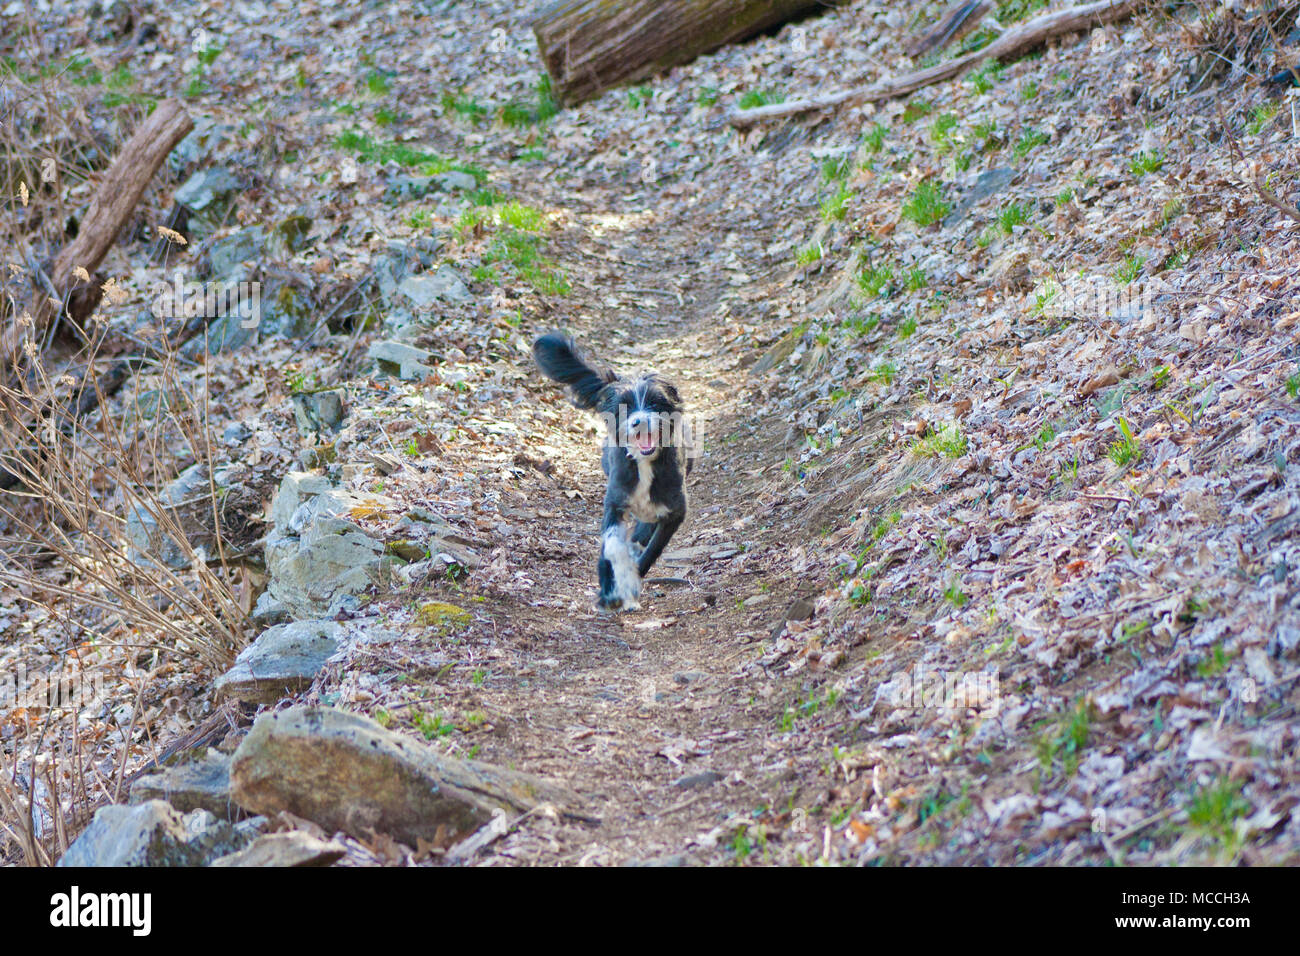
[
  {"left": 597, "top": 506, "right": 641, "bottom": 611},
  {"left": 636, "top": 510, "right": 683, "bottom": 579}
]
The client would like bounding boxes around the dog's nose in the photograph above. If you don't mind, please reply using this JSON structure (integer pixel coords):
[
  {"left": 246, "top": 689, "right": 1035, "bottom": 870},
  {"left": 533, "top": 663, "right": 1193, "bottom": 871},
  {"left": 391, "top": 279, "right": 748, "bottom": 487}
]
[{"left": 626, "top": 410, "right": 652, "bottom": 433}]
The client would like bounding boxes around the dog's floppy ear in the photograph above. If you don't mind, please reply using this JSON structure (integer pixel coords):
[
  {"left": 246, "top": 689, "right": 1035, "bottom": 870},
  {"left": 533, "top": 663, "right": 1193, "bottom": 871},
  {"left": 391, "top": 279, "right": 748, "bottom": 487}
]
[
  {"left": 594, "top": 382, "right": 623, "bottom": 418},
  {"left": 658, "top": 379, "right": 682, "bottom": 408}
]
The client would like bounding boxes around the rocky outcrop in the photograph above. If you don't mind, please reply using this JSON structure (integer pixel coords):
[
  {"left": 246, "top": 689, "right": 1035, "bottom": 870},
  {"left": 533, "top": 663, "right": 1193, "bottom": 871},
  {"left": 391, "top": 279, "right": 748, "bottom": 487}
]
[
  {"left": 128, "top": 750, "right": 237, "bottom": 818},
  {"left": 213, "top": 620, "right": 342, "bottom": 704},
  {"left": 263, "top": 476, "right": 400, "bottom": 619},
  {"left": 57, "top": 801, "right": 263, "bottom": 867},
  {"left": 229, "top": 706, "right": 587, "bottom": 846}
]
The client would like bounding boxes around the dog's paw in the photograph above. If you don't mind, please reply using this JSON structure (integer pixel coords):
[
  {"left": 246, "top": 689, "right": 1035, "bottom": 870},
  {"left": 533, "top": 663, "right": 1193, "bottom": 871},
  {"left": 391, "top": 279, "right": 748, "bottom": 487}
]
[{"left": 596, "top": 594, "right": 640, "bottom": 613}]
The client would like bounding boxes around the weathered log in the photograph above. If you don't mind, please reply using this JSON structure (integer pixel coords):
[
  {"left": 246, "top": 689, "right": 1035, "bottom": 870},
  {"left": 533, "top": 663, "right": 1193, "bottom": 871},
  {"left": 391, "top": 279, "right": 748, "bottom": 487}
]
[
  {"left": 6, "top": 99, "right": 192, "bottom": 363},
  {"left": 728, "top": 0, "right": 1138, "bottom": 127},
  {"left": 905, "top": 0, "right": 994, "bottom": 60},
  {"left": 533, "top": 0, "right": 846, "bottom": 106}
]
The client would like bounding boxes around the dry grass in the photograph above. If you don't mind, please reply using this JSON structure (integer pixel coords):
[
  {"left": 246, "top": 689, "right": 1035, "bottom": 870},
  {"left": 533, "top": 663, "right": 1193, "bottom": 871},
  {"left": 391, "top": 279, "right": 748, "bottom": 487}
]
[
  {"left": 0, "top": 332, "right": 253, "bottom": 865},
  {"left": 0, "top": 41, "right": 251, "bottom": 865}
]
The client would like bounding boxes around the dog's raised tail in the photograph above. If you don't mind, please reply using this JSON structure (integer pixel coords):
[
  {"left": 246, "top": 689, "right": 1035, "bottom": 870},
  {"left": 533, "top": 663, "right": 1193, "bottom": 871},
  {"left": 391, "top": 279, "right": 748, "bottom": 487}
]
[{"left": 532, "top": 332, "right": 612, "bottom": 410}]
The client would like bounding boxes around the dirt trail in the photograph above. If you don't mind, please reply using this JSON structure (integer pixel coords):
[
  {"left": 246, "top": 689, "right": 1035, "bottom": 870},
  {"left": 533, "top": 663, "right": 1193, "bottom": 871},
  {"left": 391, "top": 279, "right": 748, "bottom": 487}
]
[{"left": 400, "top": 176, "right": 833, "bottom": 865}]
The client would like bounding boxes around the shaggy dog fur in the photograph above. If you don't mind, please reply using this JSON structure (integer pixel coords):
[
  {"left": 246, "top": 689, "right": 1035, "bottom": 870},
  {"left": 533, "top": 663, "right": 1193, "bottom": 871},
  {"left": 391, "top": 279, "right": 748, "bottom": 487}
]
[{"left": 533, "top": 332, "right": 693, "bottom": 611}]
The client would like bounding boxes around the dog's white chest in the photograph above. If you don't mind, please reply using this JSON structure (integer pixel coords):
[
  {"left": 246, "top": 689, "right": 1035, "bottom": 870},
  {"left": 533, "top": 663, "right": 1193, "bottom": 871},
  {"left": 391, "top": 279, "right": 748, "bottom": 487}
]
[{"left": 627, "top": 455, "right": 670, "bottom": 523}]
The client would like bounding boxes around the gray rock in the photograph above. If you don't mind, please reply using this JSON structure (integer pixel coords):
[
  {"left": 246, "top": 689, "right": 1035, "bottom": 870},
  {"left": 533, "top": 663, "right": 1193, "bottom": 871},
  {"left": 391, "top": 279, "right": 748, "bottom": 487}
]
[
  {"left": 229, "top": 706, "right": 587, "bottom": 846},
  {"left": 752, "top": 324, "right": 804, "bottom": 374},
  {"left": 947, "top": 166, "right": 1017, "bottom": 223},
  {"left": 673, "top": 770, "right": 724, "bottom": 790},
  {"left": 125, "top": 462, "right": 228, "bottom": 569},
  {"left": 129, "top": 750, "right": 237, "bottom": 818},
  {"left": 264, "top": 488, "right": 400, "bottom": 619},
  {"left": 168, "top": 117, "right": 231, "bottom": 173},
  {"left": 291, "top": 390, "right": 345, "bottom": 436},
  {"left": 222, "top": 421, "right": 253, "bottom": 446},
  {"left": 397, "top": 265, "right": 471, "bottom": 309},
  {"left": 211, "top": 831, "right": 346, "bottom": 867},
  {"left": 369, "top": 340, "right": 435, "bottom": 381},
  {"left": 180, "top": 270, "right": 260, "bottom": 356},
  {"left": 57, "top": 801, "right": 262, "bottom": 867},
  {"left": 206, "top": 227, "right": 265, "bottom": 278},
  {"left": 433, "top": 170, "right": 478, "bottom": 192},
  {"left": 269, "top": 214, "right": 312, "bottom": 256},
  {"left": 251, "top": 589, "right": 292, "bottom": 626},
  {"left": 382, "top": 174, "right": 437, "bottom": 204},
  {"left": 174, "top": 166, "right": 242, "bottom": 214},
  {"left": 258, "top": 280, "right": 316, "bottom": 338},
  {"left": 270, "top": 471, "right": 334, "bottom": 532},
  {"left": 374, "top": 243, "right": 431, "bottom": 304},
  {"left": 624, "top": 853, "right": 689, "bottom": 867},
  {"left": 214, "top": 620, "right": 342, "bottom": 705}
]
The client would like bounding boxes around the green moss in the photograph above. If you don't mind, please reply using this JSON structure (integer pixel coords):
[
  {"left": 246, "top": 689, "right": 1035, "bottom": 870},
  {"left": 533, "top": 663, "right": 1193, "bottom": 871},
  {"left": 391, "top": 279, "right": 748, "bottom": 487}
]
[{"left": 414, "top": 601, "right": 471, "bottom": 635}]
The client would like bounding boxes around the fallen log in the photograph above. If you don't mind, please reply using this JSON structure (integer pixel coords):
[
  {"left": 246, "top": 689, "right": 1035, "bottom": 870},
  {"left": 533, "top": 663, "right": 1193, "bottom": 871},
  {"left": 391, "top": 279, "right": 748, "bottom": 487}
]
[
  {"left": 534, "top": 0, "right": 847, "bottom": 106},
  {"left": 728, "top": 0, "right": 1138, "bottom": 127},
  {"left": 5, "top": 99, "right": 192, "bottom": 362},
  {"left": 905, "top": 0, "right": 994, "bottom": 60}
]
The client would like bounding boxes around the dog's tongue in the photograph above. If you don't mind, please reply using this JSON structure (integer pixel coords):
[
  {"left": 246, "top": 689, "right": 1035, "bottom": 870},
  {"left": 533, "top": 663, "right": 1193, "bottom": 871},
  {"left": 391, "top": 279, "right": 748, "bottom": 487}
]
[{"left": 636, "top": 433, "right": 656, "bottom": 454}]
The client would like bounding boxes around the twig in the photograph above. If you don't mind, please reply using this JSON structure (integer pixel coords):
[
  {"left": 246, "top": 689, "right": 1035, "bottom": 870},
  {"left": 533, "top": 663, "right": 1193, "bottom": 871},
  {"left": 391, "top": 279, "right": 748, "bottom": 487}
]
[
  {"left": 1219, "top": 100, "right": 1300, "bottom": 222},
  {"left": 727, "top": 0, "right": 1138, "bottom": 126}
]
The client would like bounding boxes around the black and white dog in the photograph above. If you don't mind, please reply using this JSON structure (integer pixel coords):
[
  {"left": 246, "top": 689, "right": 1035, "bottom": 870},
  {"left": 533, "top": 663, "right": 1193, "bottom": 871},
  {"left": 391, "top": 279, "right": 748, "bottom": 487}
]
[{"left": 533, "top": 332, "right": 693, "bottom": 611}]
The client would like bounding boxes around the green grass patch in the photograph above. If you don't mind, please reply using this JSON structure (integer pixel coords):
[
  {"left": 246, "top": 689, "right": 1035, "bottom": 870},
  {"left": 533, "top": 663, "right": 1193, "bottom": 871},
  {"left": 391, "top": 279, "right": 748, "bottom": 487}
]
[
  {"left": 914, "top": 422, "right": 967, "bottom": 458},
  {"left": 1013, "top": 128, "right": 1049, "bottom": 160},
  {"left": 1129, "top": 149, "right": 1164, "bottom": 177},
  {"left": 796, "top": 241, "right": 823, "bottom": 267},
  {"left": 501, "top": 73, "right": 559, "bottom": 126},
  {"left": 821, "top": 181, "right": 852, "bottom": 221},
  {"left": 858, "top": 263, "right": 895, "bottom": 298},
  {"left": 901, "top": 180, "right": 949, "bottom": 226},
  {"left": 1107, "top": 417, "right": 1141, "bottom": 466},
  {"left": 995, "top": 201, "right": 1031, "bottom": 234},
  {"left": 738, "top": 88, "right": 784, "bottom": 110},
  {"left": 1247, "top": 101, "right": 1281, "bottom": 135},
  {"left": 902, "top": 99, "right": 933, "bottom": 123},
  {"left": 334, "top": 130, "right": 486, "bottom": 181},
  {"left": 863, "top": 122, "right": 888, "bottom": 154},
  {"left": 1187, "top": 777, "right": 1252, "bottom": 857},
  {"left": 1115, "top": 252, "right": 1146, "bottom": 285}
]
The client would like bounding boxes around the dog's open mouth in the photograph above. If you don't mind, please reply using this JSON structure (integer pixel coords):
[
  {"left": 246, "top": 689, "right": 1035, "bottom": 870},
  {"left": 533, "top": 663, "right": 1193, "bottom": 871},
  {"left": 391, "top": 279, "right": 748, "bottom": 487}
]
[{"left": 633, "top": 432, "right": 657, "bottom": 455}]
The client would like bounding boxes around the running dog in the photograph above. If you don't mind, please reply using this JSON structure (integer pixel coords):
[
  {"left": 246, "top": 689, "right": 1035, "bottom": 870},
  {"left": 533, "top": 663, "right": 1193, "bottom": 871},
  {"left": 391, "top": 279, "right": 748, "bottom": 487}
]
[{"left": 532, "top": 332, "right": 692, "bottom": 611}]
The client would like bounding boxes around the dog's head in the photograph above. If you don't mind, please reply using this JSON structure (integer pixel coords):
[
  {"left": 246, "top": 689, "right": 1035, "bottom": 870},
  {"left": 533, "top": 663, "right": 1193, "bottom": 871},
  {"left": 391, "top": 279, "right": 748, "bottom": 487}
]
[{"left": 598, "top": 375, "right": 686, "bottom": 460}]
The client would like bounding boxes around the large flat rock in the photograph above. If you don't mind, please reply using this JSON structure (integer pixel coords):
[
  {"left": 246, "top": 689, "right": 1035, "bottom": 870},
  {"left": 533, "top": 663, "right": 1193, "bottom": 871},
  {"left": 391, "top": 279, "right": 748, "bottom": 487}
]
[{"left": 230, "top": 706, "right": 588, "bottom": 846}]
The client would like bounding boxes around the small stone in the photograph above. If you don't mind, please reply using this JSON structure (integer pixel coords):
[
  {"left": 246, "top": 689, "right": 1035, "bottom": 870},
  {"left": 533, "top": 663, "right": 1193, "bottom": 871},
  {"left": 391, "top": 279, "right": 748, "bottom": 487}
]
[
  {"left": 57, "top": 801, "right": 262, "bottom": 867},
  {"left": 129, "top": 750, "right": 236, "bottom": 819},
  {"left": 174, "top": 166, "right": 242, "bottom": 214},
  {"left": 291, "top": 390, "right": 346, "bottom": 436},
  {"left": 210, "top": 831, "right": 345, "bottom": 867},
  {"left": 206, "top": 226, "right": 265, "bottom": 278},
  {"left": 397, "top": 265, "right": 472, "bottom": 309},
  {"left": 434, "top": 170, "right": 478, "bottom": 192},
  {"left": 270, "top": 471, "right": 334, "bottom": 532},
  {"left": 214, "top": 620, "right": 343, "bottom": 705},
  {"left": 673, "top": 770, "right": 724, "bottom": 790},
  {"left": 369, "top": 340, "right": 436, "bottom": 381},
  {"left": 229, "top": 706, "right": 587, "bottom": 846}
]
